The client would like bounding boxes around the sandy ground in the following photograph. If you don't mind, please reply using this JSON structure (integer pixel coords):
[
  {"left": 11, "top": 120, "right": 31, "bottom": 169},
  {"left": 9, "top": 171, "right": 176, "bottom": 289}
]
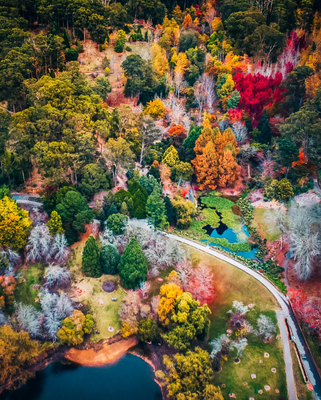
[{"left": 65, "top": 336, "right": 138, "bottom": 366}]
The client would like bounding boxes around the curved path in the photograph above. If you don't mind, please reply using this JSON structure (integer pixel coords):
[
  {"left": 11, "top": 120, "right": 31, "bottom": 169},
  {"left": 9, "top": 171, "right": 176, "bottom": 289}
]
[{"left": 130, "top": 220, "right": 321, "bottom": 400}]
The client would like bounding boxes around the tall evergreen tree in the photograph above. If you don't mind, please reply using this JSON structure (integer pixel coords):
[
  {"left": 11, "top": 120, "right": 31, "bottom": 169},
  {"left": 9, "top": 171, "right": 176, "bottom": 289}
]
[
  {"left": 82, "top": 235, "right": 101, "bottom": 278},
  {"left": 118, "top": 238, "right": 148, "bottom": 289},
  {"left": 146, "top": 186, "right": 168, "bottom": 229},
  {"left": 132, "top": 189, "right": 148, "bottom": 219},
  {"left": 256, "top": 110, "right": 272, "bottom": 144}
]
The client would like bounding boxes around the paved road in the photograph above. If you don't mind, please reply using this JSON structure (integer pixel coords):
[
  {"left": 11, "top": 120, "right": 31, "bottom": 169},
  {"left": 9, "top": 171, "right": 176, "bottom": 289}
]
[{"left": 129, "top": 219, "right": 321, "bottom": 400}]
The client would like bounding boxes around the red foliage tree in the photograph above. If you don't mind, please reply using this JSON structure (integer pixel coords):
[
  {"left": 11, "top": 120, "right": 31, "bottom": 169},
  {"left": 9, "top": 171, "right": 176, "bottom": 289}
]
[
  {"left": 168, "top": 125, "right": 187, "bottom": 147},
  {"left": 233, "top": 72, "right": 285, "bottom": 125}
]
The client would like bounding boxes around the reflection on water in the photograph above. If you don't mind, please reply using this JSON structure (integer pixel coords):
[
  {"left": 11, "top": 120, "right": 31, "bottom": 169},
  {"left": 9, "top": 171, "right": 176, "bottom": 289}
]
[{"left": 1, "top": 355, "right": 162, "bottom": 400}]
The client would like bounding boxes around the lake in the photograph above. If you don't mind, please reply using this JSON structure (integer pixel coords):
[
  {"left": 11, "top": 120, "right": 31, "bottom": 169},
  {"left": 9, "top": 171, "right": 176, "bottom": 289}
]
[{"left": 1, "top": 354, "right": 162, "bottom": 400}]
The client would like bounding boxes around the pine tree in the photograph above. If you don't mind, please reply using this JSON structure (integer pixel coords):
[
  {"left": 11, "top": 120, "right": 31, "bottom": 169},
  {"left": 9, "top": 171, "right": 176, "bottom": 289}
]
[
  {"left": 118, "top": 238, "right": 148, "bottom": 289},
  {"left": 82, "top": 235, "right": 101, "bottom": 278},
  {"left": 146, "top": 187, "right": 168, "bottom": 229},
  {"left": 132, "top": 189, "right": 148, "bottom": 219},
  {"left": 47, "top": 210, "right": 64, "bottom": 236},
  {"left": 164, "top": 196, "right": 176, "bottom": 225},
  {"left": 100, "top": 244, "right": 120, "bottom": 275},
  {"left": 256, "top": 109, "right": 272, "bottom": 144}
]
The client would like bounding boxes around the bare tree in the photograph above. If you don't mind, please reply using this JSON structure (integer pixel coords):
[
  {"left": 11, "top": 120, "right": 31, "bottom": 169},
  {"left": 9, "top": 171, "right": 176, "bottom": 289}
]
[
  {"left": 204, "top": 6, "right": 216, "bottom": 34},
  {"left": 232, "top": 121, "right": 248, "bottom": 143},
  {"left": 16, "top": 303, "right": 43, "bottom": 339},
  {"left": 175, "top": 258, "right": 192, "bottom": 290},
  {"left": 44, "top": 265, "right": 70, "bottom": 287},
  {"left": 256, "top": 314, "right": 276, "bottom": 341},
  {"left": 267, "top": 206, "right": 288, "bottom": 249},
  {"left": 230, "top": 337, "right": 248, "bottom": 358},
  {"left": 139, "top": 116, "right": 162, "bottom": 165},
  {"left": 139, "top": 281, "right": 151, "bottom": 298},
  {"left": 210, "top": 334, "right": 231, "bottom": 359},
  {"left": 51, "top": 234, "right": 70, "bottom": 264},
  {"left": 26, "top": 224, "right": 52, "bottom": 262}
]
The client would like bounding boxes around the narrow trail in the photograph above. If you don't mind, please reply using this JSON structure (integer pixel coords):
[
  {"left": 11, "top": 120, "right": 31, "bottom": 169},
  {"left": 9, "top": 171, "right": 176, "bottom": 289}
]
[{"left": 129, "top": 219, "right": 321, "bottom": 400}]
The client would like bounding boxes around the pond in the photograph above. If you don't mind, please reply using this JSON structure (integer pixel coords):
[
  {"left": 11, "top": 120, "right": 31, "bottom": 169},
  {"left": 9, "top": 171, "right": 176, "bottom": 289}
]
[
  {"left": 1, "top": 354, "right": 162, "bottom": 400},
  {"left": 202, "top": 212, "right": 257, "bottom": 259}
]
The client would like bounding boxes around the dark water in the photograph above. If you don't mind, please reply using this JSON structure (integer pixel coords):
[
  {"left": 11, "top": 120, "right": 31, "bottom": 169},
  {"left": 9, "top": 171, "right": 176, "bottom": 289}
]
[{"left": 1, "top": 355, "right": 162, "bottom": 400}]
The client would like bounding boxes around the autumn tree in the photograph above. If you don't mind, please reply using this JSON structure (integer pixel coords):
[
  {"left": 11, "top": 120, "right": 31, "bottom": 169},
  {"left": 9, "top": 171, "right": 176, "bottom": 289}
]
[
  {"left": 46, "top": 210, "right": 64, "bottom": 236},
  {"left": 57, "top": 310, "right": 94, "bottom": 346},
  {"left": 162, "top": 145, "right": 179, "bottom": 167},
  {"left": 0, "top": 325, "right": 46, "bottom": 392},
  {"left": 0, "top": 196, "right": 32, "bottom": 250},
  {"left": 172, "top": 196, "right": 195, "bottom": 228},
  {"left": 143, "top": 98, "right": 166, "bottom": 119},
  {"left": 157, "top": 283, "right": 183, "bottom": 325},
  {"left": 157, "top": 348, "right": 223, "bottom": 400},
  {"left": 217, "top": 149, "right": 241, "bottom": 187}
]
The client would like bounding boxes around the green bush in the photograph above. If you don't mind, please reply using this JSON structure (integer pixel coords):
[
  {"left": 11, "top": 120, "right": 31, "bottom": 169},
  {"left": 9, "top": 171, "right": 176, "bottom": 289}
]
[
  {"left": 65, "top": 48, "right": 79, "bottom": 61},
  {"left": 106, "top": 213, "right": 126, "bottom": 235}
]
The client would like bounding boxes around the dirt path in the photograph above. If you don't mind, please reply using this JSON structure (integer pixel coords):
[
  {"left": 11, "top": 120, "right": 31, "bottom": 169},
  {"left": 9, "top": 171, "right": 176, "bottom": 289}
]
[{"left": 65, "top": 336, "right": 138, "bottom": 367}]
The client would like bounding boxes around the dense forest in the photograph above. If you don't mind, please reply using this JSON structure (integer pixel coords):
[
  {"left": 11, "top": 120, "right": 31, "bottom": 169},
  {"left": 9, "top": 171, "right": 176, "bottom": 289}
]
[{"left": 1, "top": 0, "right": 321, "bottom": 399}]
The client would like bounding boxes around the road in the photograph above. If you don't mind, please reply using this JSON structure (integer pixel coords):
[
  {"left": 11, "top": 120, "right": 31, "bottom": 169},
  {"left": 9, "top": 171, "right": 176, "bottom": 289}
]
[{"left": 129, "top": 219, "right": 321, "bottom": 400}]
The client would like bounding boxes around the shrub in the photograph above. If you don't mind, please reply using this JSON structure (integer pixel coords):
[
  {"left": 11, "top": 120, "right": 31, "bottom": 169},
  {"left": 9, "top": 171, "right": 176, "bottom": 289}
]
[
  {"left": 106, "top": 213, "right": 127, "bottom": 235},
  {"left": 65, "top": 48, "right": 79, "bottom": 61}
]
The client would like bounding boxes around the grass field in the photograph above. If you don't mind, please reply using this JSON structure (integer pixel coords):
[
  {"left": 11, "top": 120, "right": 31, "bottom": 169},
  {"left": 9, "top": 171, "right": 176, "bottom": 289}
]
[
  {"left": 69, "top": 240, "right": 126, "bottom": 342},
  {"left": 253, "top": 208, "right": 281, "bottom": 242},
  {"left": 15, "top": 264, "right": 44, "bottom": 310},
  {"left": 188, "top": 247, "right": 287, "bottom": 399}
]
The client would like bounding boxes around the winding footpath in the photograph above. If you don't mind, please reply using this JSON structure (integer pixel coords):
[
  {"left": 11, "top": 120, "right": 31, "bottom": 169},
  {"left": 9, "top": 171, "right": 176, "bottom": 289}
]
[{"left": 130, "top": 220, "right": 321, "bottom": 400}]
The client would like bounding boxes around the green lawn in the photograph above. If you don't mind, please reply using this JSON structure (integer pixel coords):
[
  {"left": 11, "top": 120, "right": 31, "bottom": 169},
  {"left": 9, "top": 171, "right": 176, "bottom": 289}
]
[
  {"left": 253, "top": 208, "right": 281, "bottom": 242},
  {"left": 188, "top": 247, "right": 287, "bottom": 399},
  {"left": 68, "top": 241, "right": 126, "bottom": 342},
  {"left": 15, "top": 264, "right": 44, "bottom": 309}
]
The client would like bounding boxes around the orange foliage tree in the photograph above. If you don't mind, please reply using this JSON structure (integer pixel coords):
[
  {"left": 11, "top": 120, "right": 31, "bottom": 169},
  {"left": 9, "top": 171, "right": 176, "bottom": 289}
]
[
  {"left": 192, "top": 126, "right": 240, "bottom": 189},
  {"left": 168, "top": 125, "right": 186, "bottom": 147}
]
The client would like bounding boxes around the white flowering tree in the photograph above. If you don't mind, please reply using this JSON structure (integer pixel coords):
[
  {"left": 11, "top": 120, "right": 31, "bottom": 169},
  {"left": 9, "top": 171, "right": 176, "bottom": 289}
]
[
  {"left": 44, "top": 264, "right": 70, "bottom": 287},
  {"left": 26, "top": 224, "right": 52, "bottom": 262},
  {"left": 256, "top": 314, "right": 276, "bottom": 341},
  {"left": 16, "top": 303, "right": 43, "bottom": 339}
]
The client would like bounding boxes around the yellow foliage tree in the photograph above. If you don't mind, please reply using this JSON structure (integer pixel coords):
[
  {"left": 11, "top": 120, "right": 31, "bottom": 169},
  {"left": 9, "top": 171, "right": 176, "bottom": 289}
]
[
  {"left": 0, "top": 325, "right": 47, "bottom": 392},
  {"left": 157, "top": 283, "right": 183, "bottom": 325},
  {"left": 143, "top": 98, "right": 166, "bottom": 119},
  {"left": 0, "top": 196, "right": 32, "bottom": 250},
  {"left": 175, "top": 52, "right": 190, "bottom": 75},
  {"left": 151, "top": 42, "right": 169, "bottom": 77},
  {"left": 57, "top": 310, "right": 94, "bottom": 346},
  {"left": 217, "top": 74, "right": 235, "bottom": 99}
]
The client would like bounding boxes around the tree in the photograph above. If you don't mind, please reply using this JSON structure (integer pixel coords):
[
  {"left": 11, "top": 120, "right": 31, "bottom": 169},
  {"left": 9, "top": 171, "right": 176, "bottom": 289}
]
[
  {"left": 162, "top": 292, "right": 210, "bottom": 351},
  {"left": 105, "top": 138, "right": 135, "bottom": 186},
  {"left": 227, "top": 90, "right": 241, "bottom": 110},
  {"left": 44, "top": 265, "right": 70, "bottom": 287},
  {"left": 217, "top": 149, "right": 241, "bottom": 188},
  {"left": 82, "top": 235, "right": 101, "bottom": 278},
  {"left": 118, "top": 238, "right": 148, "bottom": 289},
  {"left": 146, "top": 186, "right": 168, "bottom": 229},
  {"left": 275, "top": 179, "right": 294, "bottom": 201},
  {"left": 56, "top": 191, "right": 93, "bottom": 244},
  {"left": 26, "top": 224, "right": 52, "bottom": 263},
  {"left": 175, "top": 162, "right": 194, "bottom": 182},
  {"left": 138, "top": 318, "right": 159, "bottom": 343},
  {"left": 186, "top": 264, "right": 215, "bottom": 305},
  {"left": 100, "top": 244, "right": 120, "bottom": 275},
  {"left": 256, "top": 109, "right": 272, "bottom": 144},
  {"left": 51, "top": 234, "right": 70, "bottom": 264},
  {"left": 156, "top": 348, "right": 223, "bottom": 400},
  {"left": 93, "top": 77, "right": 111, "bottom": 101},
  {"left": 157, "top": 283, "right": 183, "bottom": 325},
  {"left": 172, "top": 196, "right": 195, "bottom": 229},
  {"left": 15, "top": 303, "right": 42, "bottom": 339},
  {"left": 143, "top": 98, "right": 166, "bottom": 119},
  {"left": 0, "top": 196, "right": 32, "bottom": 250},
  {"left": 164, "top": 196, "right": 176, "bottom": 225},
  {"left": 276, "top": 138, "right": 299, "bottom": 177},
  {"left": 0, "top": 275, "right": 17, "bottom": 309},
  {"left": 179, "top": 29, "right": 199, "bottom": 52},
  {"left": 282, "top": 66, "right": 314, "bottom": 112},
  {"left": 114, "top": 30, "right": 127, "bottom": 53},
  {"left": 0, "top": 325, "right": 46, "bottom": 392},
  {"left": 57, "top": 310, "right": 94, "bottom": 346},
  {"left": 79, "top": 164, "right": 111, "bottom": 200},
  {"left": 151, "top": 42, "right": 169, "bottom": 77},
  {"left": 46, "top": 210, "right": 64, "bottom": 236},
  {"left": 256, "top": 314, "right": 276, "bottom": 341},
  {"left": 107, "top": 213, "right": 127, "bottom": 235},
  {"left": 132, "top": 189, "right": 148, "bottom": 219},
  {"left": 139, "top": 116, "right": 162, "bottom": 164},
  {"left": 162, "top": 145, "right": 179, "bottom": 167}
]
